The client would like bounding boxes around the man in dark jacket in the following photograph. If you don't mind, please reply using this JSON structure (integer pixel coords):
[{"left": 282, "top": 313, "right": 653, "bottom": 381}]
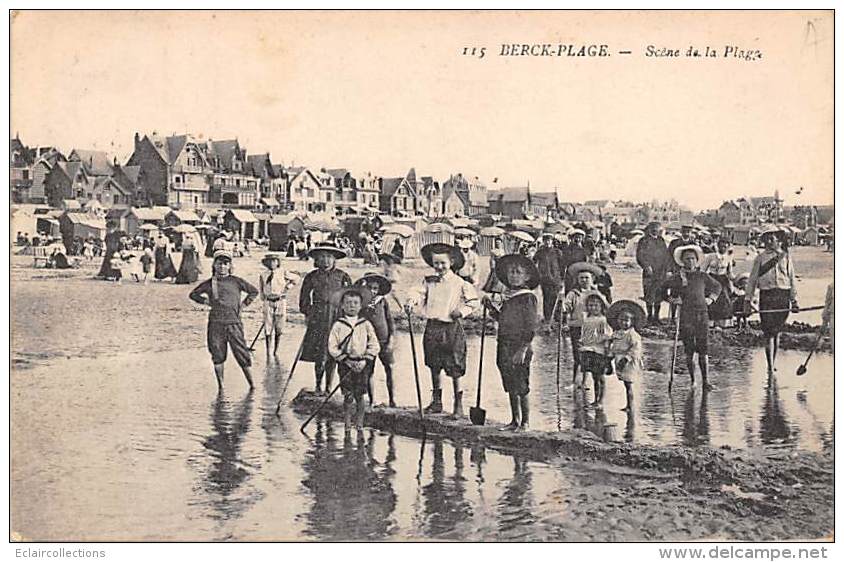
[
  {"left": 636, "top": 221, "right": 671, "bottom": 324},
  {"left": 533, "top": 234, "right": 566, "bottom": 322},
  {"left": 563, "top": 229, "right": 589, "bottom": 294}
]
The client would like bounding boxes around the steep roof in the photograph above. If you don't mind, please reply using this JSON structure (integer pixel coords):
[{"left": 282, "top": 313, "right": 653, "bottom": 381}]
[
  {"left": 118, "top": 165, "right": 141, "bottom": 185},
  {"left": 69, "top": 149, "right": 113, "bottom": 176},
  {"left": 92, "top": 176, "right": 130, "bottom": 195},
  {"left": 247, "top": 154, "right": 274, "bottom": 178},
  {"left": 54, "top": 161, "right": 86, "bottom": 183},
  {"left": 166, "top": 135, "right": 188, "bottom": 164},
  {"left": 324, "top": 168, "right": 350, "bottom": 180},
  {"left": 380, "top": 177, "right": 405, "bottom": 199}
]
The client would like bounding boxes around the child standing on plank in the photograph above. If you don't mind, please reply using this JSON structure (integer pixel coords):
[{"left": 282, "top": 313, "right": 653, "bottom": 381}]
[
  {"left": 559, "top": 262, "right": 605, "bottom": 388},
  {"left": 328, "top": 287, "right": 380, "bottom": 434},
  {"left": 482, "top": 254, "right": 540, "bottom": 431},
  {"left": 259, "top": 253, "right": 298, "bottom": 361},
  {"left": 299, "top": 244, "right": 352, "bottom": 395},
  {"left": 356, "top": 273, "right": 397, "bottom": 407},
  {"left": 664, "top": 244, "right": 722, "bottom": 390},
  {"left": 579, "top": 293, "right": 612, "bottom": 407},
  {"left": 405, "top": 243, "right": 480, "bottom": 418},
  {"left": 189, "top": 249, "right": 259, "bottom": 390},
  {"left": 607, "top": 300, "right": 646, "bottom": 412}
]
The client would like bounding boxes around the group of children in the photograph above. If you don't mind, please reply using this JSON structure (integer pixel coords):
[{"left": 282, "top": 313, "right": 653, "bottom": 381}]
[{"left": 187, "top": 239, "right": 651, "bottom": 434}]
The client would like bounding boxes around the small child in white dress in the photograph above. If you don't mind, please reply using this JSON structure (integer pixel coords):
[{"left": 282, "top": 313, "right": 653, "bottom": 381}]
[{"left": 608, "top": 302, "right": 645, "bottom": 412}]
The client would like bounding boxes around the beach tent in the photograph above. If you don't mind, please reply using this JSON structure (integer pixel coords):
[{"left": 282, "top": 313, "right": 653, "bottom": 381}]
[
  {"left": 382, "top": 224, "right": 419, "bottom": 258},
  {"left": 224, "top": 209, "right": 258, "bottom": 240},
  {"left": 476, "top": 226, "right": 506, "bottom": 256},
  {"left": 268, "top": 214, "right": 306, "bottom": 251},
  {"left": 125, "top": 207, "right": 168, "bottom": 236},
  {"left": 417, "top": 221, "right": 455, "bottom": 248},
  {"left": 58, "top": 212, "right": 107, "bottom": 250}
]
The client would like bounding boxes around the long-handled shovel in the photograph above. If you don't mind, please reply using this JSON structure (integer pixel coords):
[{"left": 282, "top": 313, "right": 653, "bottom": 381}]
[
  {"left": 796, "top": 331, "right": 825, "bottom": 376},
  {"left": 668, "top": 305, "right": 681, "bottom": 392},
  {"left": 299, "top": 379, "right": 345, "bottom": 434},
  {"left": 553, "top": 297, "right": 563, "bottom": 392},
  {"left": 469, "top": 307, "right": 488, "bottom": 426},
  {"left": 406, "top": 310, "right": 425, "bottom": 425},
  {"left": 275, "top": 333, "right": 307, "bottom": 415},
  {"left": 248, "top": 322, "right": 265, "bottom": 352}
]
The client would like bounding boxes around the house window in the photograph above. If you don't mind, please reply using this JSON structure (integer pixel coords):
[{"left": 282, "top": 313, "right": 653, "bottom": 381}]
[
  {"left": 236, "top": 179, "right": 241, "bottom": 188},
  {"left": 175, "top": 176, "right": 181, "bottom": 184},
  {"left": 22, "top": 170, "right": 29, "bottom": 180}
]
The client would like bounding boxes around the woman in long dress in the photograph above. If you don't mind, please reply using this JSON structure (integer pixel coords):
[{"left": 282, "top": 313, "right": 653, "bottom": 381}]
[
  {"left": 746, "top": 226, "right": 798, "bottom": 374},
  {"left": 154, "top": 234, "right": 178, "bottom": 280},
  {"left": 97, "top": 224, "right": 122, "bottom": 279},
  {"left": 175, "top": 233, "right": 201, "bottom": 284}
]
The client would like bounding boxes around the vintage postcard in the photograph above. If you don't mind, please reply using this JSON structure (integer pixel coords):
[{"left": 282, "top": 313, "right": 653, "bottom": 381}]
[{"left": 8, "top": 10, "right": 834, "bottom": 544}]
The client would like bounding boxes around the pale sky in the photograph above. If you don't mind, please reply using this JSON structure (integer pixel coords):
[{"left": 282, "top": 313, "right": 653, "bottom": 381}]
[{"left": 10, "top": 10, "right": 833, "bottom": 211}]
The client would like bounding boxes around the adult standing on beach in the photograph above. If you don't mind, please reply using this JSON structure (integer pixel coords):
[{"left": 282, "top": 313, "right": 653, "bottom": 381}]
[
  {"left": 563, "top": 229, "right": 589, "bottom": 294},
  {"left": 154, "top": 233, "right": 178, "bottom": 281},
  {"left": 96, "top": 221, "right": 123, "bottom": 279},
  {"left": 533, "top": 234, "right": 566, "bottom": 323},
  {"left": 175, "top": 232, "right": 202, "bottom": 285},
  {"left": 745, "top": 225, "right": 798, "bottom": 375},
  {"left": 636, "top": 221, "right": 671, "bottom": 325}
]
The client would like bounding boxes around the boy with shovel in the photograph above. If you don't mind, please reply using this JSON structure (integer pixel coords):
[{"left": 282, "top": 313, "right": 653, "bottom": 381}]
[
  {"left": 482, "top": 254, "right": 540, "bottom": 430},
  {"left": 405, "top": 243, "right": 479, "bottom": 418}
]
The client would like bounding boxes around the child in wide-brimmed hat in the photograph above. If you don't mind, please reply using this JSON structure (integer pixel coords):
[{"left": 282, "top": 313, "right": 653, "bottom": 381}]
[
  {"left": 300, "top": 243, "right": 352, "bottom": 394},
  {"left": 327, "top": 286, "right": 380, "bottom": 433},
  {"left": 259, "top": 253, "right": 299, "bottom": 360},
  {"left": 579, "top": 293, "right": 613, "bottom": 407},
  {"left": 405, "top": 243, "right": 479, "bottom": 417},
  {"left": 607, "top": 300, "right": 645, "bottom": 412},
  {"left": 663, "top": 245, "right": 722, "bottom": 390},
  {"left": 356, "top": 273, "right": 397, "bottom": 407},
  {"left": 559, "top": 261, "right": 605, "bottom": 387},
  {"left": 189, "top": 249, "right": 259, "bottom": 390},
  {"left": 482, "top": 254, "right": 540, "bottom": 430}
]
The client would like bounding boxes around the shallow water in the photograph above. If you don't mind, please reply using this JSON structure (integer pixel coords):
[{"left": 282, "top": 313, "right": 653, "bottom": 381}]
[
  {"left": 10, "top": 251, "right": 834, "bottom": 541},
  {"left": 11, "top": 323, "right": 833, "bottom": 541}
]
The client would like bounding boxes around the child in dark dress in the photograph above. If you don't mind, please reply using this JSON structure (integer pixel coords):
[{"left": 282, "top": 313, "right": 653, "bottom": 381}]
[{"left": 482, "top": 254, "right": 540, "bottom": 430}]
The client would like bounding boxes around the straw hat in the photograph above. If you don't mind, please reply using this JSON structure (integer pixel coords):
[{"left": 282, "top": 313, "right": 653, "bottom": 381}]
[
  {"left": 354, "top": 273, "right": 393, "bottom": 296},
  {"left": 673, "top": 244, "right": 704, "bottom": 267},
  {"left": 457, "top": 238, "right": 474, "bottom": 249},
  {"left": 261, "top": 253, "right": 282, "bottom": 267},
  {"left": 329, "top": 285, "right": 372, "bottom": 309},
  {"left": 494, "top": 254, "right": 540, "bottom": 290},
  {"left": 213, "top": 249, "right": 233, "bottom": 261},
  {"left": 607, "top": 299, "right": 647, "bottom": 331},
  {"left": 421, "top": 242, "right": 464, "bottom": 272},
  {"left": 308, "top": 244, "right": 347, "bottom": 259},
  {"left": 567, "top": 261, "right": 603, "bottom": 279},
  {"left": 569, "top": 228, "right": 586, "bottom": 237}
]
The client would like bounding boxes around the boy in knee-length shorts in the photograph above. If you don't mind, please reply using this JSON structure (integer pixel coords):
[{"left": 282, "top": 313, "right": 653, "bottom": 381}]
[
  {"left": 405, "top": 243, "right": 479, "bottom": 418},
  {"left": 189, "top": 249, "right": 259, "bottom": 390}
]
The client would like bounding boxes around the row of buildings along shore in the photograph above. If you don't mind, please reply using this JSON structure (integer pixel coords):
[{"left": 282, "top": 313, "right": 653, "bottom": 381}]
[{"left": 10, "top": 132, "right": 833, "bottom": 243}]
